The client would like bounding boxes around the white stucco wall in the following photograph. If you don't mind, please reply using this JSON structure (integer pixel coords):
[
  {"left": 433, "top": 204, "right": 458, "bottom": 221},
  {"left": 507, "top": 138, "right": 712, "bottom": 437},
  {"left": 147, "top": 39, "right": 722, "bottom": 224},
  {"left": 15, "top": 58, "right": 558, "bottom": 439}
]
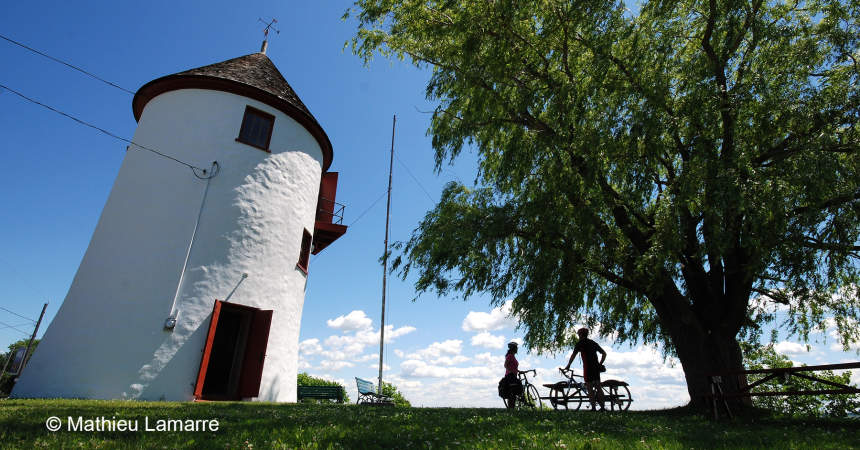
[{"left": 12, "top": 88, "right": 324, "bottom": 402}]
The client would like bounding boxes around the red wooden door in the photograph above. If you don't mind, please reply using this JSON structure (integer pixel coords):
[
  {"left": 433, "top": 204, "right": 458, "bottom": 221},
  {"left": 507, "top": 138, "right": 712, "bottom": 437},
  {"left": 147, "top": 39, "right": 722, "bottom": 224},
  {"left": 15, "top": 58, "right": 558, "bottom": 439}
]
[
  {"left": 316, "top": 172, "right": 339, "bottom": 223},
  {"left": 193, "top": 299, "right": 223, "bottom": 399},
  {"left": 237, "top": 309, "right": 273, "bottom": 398}
]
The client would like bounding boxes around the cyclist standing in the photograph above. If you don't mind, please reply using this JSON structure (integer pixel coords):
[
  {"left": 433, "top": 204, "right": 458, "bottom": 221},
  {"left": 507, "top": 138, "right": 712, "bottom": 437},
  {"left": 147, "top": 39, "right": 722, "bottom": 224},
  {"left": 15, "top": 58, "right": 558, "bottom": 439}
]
[
  {"left": 503, "top": 341, "right": 521, "bottom": 408},
  {"left": 563, "top": 328, "right": 607, "bottom": 410}
]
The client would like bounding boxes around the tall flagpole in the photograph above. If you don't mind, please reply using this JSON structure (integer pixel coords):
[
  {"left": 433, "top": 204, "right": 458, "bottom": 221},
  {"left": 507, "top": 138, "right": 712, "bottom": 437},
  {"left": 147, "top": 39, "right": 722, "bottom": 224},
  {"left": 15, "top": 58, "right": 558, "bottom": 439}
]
[{"left": 378, "top": 114, "right": 395, "bottom": 395}]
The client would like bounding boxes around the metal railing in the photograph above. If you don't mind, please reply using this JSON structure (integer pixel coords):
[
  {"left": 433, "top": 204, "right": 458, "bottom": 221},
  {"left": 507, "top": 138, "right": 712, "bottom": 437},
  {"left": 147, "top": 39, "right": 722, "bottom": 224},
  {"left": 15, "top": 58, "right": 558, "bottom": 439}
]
[{"left": 317, "top": 197, "right": 345, "bottom": 225}]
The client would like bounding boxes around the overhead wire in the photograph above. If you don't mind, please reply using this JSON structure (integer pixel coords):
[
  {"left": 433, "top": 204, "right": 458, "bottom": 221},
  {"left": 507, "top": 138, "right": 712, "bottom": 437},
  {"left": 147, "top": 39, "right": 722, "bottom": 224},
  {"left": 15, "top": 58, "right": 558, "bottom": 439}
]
[
  {"left": 394, "top": 152, "right": 434, "bottom": 203},
  {"left": 0, "top": 306, "right": 36, "bottom": 323},
  {"left": 348, "top": 190, "right": 390, "bottom": 228},
  {"left": 0, "top": 321, "right": 33, "bottom": 331},
  {"left": 0, "top": 320, "right": 31, "bottom": 336},
  {"left": 310, "top": 189, "right": 389, "bottom": 262},
  {"left": 0, "top": 83, "right": 215, "bottom": 178},
  {"left": 0, "top": 33, "right": 135, "bottom": 94}
]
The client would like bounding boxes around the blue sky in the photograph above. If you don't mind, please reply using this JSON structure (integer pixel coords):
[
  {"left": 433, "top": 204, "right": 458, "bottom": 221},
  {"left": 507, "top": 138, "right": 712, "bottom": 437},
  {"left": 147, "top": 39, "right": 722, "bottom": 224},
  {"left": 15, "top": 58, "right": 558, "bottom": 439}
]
[{"left": 1, "top": 1, "right": 857, "bottom": 408}]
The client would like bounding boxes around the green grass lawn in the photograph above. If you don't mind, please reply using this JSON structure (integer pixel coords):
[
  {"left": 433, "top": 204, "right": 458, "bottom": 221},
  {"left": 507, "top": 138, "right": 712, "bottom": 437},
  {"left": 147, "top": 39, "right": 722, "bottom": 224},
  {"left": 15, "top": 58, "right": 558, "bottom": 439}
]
[{"left": 0, "top": 399, "right": 857, "bottom": 449}]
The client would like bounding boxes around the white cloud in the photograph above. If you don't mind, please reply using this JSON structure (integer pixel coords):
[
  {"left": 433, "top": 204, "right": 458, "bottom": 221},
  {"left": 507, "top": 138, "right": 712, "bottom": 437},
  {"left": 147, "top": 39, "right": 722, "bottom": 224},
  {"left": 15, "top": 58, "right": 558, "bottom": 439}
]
[
  {"left": 298, "top": 338, "right": 323, "bottom": 356},
  {"left": 774, "top": 341, "right": 807, "bottom": 356},
  {"left": 473, "top": 352, "right": 503, "bottom": 366},
  {"left": 830, "top": 342, "right": 860, "bottom": 352},
  {"left": 326, "top": 310, "right": 373, "bottom": 331},
  {"left": 431, "top": 355, "right": 471, "bottom": 366},
  {"left": 318, "top": 360, "right": 355, "bottom": 371},
  {"left": 470, "top": 331, "right": 505, "bottom": 349},
  {"left": 356, "top": 353, "right": 379, "bottom": 362},
  {"left": 406, "top": 340, "right": 463, "bottom": 361},
  {"left": 323, "top": 335, "right": 363, "bottom": 354},
  {"left": 825, "top": 317, "right": 860, "bottom": 352},
  {"left": 462, "top": 300, "right": 517, "bottom": 332},
  {"left": 400, "top": 359, "right": 495, "bottom": 379},
  {"left": 749, "top": 294, "right": 790, "bottom": 313},
  {"left": 323, "top": 324, "right": 417, "bottom": 355}
]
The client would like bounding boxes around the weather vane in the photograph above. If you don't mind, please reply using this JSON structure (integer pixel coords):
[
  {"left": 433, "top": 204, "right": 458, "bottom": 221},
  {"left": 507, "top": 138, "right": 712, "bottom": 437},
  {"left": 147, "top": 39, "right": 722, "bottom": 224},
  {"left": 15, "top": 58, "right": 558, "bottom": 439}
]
[
  {"left": 259, "top": 17, "right": 280, "bottom": 38},
  {"left": 258, "top": 18, "right": 279, "bottom": 54}
]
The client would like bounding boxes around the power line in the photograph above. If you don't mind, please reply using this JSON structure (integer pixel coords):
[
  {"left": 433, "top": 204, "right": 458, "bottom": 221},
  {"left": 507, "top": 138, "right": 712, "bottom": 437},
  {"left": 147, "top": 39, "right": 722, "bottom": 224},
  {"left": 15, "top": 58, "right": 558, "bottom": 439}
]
[
  {"left": 0, "top": 320, "right": 30, "bottom": 336},
  {"left": 394, "top": 152, "right": 435, "bottom": 203},
  {"left": 349, "top": 190, "right": 390, "bottom": 228},
  {"left": 0, "top": 306, "right": 36, "bottom": 323},
  {"left": 310, "top": 189, "right": 389, "bottom": 262},
  {"left": 0, "top": 33, "right": 135, "bottom": 94},
  {"left": 0, "top": 83, "right": 212, "bottom": 176},
  {"left": 0, "top": 321, "right": 33, "bottom": 331}
]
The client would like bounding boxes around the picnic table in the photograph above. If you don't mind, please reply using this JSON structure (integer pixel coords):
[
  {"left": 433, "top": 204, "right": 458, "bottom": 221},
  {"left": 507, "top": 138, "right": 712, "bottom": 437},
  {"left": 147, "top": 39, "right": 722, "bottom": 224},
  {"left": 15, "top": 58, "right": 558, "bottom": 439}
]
[{"left": 707, "top": 362, "right": 860, "bottom": 419}]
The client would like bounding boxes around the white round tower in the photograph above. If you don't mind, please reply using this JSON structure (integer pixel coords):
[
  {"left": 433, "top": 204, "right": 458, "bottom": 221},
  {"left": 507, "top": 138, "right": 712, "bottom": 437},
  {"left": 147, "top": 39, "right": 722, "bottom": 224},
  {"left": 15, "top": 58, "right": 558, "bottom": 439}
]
[{"left": 12, "top": 51, "right": 346, "bottom": 402}]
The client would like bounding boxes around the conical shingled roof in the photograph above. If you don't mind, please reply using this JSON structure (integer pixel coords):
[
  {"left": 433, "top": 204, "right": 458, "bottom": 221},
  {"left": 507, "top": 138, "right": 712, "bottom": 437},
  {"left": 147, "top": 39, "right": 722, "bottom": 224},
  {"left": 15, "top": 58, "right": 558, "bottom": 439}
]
[
  {"left": 133, "top": 52, "right": 333, "bottom": 171},
  {"left": 175, "top": 53, "right": 313, "bottom": 118}
]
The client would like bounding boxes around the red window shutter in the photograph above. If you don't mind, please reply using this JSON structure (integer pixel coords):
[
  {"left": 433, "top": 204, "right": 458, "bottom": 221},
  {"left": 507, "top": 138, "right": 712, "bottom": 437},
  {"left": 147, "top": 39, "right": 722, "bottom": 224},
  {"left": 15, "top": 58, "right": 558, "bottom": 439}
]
[
  {"left": 297, "top": 229, "right": 311, "bottom": 273},
  {"left": 237, "top": 309, "right": 273, "bottom": 398},
  {"left": 194, "top": 300, "right": 223, "bottom": 399}
]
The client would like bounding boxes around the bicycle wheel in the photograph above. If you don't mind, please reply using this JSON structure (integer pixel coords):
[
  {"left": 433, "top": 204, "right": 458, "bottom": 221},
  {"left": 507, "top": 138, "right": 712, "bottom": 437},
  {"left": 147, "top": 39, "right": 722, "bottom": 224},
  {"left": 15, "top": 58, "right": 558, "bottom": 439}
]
[
  {"left": 522, "top": 384, "right": 542, "bottom": 409},
  {"left": 607, "top": 385, "right": 632, "bottom": 411},
  {"left": 572, "top": 385, "right": 589, "bottom": 410}
]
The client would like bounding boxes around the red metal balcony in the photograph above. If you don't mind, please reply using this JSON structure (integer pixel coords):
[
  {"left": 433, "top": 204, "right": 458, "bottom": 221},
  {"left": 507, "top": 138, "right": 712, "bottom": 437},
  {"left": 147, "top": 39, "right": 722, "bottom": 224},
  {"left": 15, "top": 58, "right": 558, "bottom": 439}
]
[{"left": 312, "top": 172, "right": 347, "bottom": 254}]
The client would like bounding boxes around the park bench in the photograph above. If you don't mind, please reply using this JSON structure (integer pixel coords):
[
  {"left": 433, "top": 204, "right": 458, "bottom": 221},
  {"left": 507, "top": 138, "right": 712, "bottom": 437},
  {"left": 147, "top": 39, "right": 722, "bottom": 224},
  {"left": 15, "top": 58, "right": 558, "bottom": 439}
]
[
  {"left": 355, "top": 377, "right": 394, "bottom": 406},
  {"left": 706, "top": 361, "right": 860, "bottom": 419},
  {"left": 297, "top": 385, "right": 345, "bottom": 403}
]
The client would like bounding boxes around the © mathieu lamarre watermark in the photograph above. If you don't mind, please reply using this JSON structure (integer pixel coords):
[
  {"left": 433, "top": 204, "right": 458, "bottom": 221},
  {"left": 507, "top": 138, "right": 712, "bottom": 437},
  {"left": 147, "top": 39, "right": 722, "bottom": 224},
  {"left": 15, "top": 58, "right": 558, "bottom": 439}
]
[{"left": 45, "top": 416, "right": 220, "bottom": 432}]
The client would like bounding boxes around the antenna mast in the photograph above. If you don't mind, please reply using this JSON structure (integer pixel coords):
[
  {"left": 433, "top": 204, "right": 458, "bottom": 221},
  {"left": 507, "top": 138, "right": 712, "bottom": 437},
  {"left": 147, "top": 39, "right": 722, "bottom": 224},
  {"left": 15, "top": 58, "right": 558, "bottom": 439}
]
[{"left": 378, "top": 115, "right": 396, "bottom": 396}]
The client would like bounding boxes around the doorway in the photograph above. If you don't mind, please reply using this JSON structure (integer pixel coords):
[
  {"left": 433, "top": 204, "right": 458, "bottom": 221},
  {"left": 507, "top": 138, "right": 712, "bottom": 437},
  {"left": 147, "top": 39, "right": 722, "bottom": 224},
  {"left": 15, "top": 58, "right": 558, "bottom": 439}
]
[{"left": 194, "top": 300, "right": 273, "bottom": 400}]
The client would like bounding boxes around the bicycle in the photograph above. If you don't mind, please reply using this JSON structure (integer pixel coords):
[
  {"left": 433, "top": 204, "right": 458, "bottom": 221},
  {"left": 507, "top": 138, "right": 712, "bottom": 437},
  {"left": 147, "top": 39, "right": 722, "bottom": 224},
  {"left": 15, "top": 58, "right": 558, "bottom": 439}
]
[
  {"left": 502, "top": 369, "right": 543, "bottom": 409},
  {"left": 545, "top": 368, "right": 633, "bottom": 411}
]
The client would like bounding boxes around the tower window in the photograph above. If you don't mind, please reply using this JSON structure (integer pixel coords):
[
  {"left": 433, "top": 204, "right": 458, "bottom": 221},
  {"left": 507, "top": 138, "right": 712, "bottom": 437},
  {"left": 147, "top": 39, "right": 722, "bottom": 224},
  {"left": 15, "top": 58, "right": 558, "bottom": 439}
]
[
  {"left": 296, "top": 229, "right": 312, "bottom": 274},
  {"left": 237, "top": 106, "right": 275, "bottom": 151}
]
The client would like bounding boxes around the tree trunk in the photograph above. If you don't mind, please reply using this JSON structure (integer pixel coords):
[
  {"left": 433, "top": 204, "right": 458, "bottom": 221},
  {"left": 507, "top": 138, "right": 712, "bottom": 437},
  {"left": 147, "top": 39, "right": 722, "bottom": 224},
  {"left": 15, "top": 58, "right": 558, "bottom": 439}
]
[{"left": 669, "top": 323, "right": 749, "bottom": 410}]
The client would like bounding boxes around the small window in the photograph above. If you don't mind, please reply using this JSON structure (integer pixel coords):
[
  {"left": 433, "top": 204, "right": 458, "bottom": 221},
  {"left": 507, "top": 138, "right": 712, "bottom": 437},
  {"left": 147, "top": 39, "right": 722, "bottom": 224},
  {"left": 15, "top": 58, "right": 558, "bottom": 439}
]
[
  {"left": 297, "top": 229, "right": 312, "bottom": 274},
  {"left": 237, "top": 106, "right": 275, "bottom": 151}
]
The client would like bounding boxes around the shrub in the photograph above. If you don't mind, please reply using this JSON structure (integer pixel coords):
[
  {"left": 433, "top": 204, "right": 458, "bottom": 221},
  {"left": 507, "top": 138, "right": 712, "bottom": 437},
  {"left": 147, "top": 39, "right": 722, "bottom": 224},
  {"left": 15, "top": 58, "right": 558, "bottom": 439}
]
[
  {"left": 381, "top": 382, "right": 411, "bottom": 407},
  {"left": 296, "top": 373, "right": 350, "bottom": 403}
]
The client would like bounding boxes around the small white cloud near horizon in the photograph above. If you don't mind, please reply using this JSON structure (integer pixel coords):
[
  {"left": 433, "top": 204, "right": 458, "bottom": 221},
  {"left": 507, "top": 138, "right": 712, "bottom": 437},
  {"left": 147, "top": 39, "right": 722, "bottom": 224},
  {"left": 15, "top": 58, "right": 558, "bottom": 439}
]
[
  {"left": 407, "top": 340, "right": 464, "bottom": 361},
  {"left": 462, "top": 300, "right": 517, "bottom": 332},
  {"left": 318, "top": 360, "right": 355, "bottom": 371},
  {"left": 401, "top": 359, "right": 495, "bottom": 379},
  {"left": 327, "top": 310, "right": 373, "bottom": 331},
  {"left": 322, "top": 309, "right": 417, "bottom": 356},
  {"left": 774, "top": 341, "right": 808, "bottom": 356},
  {"left": 298, "top": 338, "right": 323, "bottom": 356},
  {"left": 471, "top": 331, "right": 505, "bottom": 349},
  {"left": 356, "top": 353, "right": 379, "bottom": 363}
]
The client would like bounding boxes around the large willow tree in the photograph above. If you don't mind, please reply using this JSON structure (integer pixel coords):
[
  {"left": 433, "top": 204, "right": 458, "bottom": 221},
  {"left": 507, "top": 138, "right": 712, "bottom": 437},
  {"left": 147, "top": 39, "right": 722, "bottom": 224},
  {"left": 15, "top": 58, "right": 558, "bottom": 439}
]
[{"left": 349, "top": 0, "right": 860, "bottom": 405}]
